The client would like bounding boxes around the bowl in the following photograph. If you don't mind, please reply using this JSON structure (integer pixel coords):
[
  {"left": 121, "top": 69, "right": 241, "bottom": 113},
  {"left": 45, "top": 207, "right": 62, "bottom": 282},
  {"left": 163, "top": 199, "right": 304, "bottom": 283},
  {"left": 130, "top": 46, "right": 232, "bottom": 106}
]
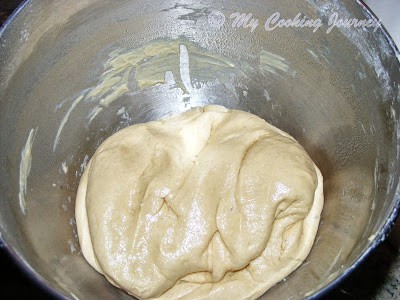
[{"left": 0, "top": 0, "right": 399, "bottom": 299}]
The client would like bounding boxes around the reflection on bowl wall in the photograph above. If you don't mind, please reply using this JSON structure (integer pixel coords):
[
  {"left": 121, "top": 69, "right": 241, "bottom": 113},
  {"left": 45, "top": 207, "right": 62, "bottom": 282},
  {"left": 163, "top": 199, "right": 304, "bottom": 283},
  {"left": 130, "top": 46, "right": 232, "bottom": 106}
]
[{"left": 0, "top": 0, "right": 399, "bottom": 299}]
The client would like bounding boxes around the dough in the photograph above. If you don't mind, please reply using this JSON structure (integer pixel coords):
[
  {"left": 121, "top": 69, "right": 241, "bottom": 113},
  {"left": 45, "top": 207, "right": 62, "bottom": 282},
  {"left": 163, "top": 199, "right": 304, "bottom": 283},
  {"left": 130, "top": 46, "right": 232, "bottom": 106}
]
[{"left": 76, "top": 105, "right": 324, "bottom": 300}]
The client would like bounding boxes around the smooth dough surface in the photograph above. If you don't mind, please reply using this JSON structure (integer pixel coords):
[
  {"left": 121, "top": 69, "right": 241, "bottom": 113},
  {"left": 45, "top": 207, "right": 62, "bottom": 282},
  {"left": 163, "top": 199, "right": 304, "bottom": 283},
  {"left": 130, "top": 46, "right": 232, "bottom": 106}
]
[{"left": 76, "top": 105, "right": 324, "bottom": 300}]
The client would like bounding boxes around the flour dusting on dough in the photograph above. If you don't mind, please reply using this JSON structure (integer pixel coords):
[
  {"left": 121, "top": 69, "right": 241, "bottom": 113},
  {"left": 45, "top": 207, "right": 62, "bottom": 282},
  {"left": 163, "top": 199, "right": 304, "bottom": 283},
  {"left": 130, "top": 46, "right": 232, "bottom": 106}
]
[{"left": 76, "top": 105, "right": 323, "bottom": 300}]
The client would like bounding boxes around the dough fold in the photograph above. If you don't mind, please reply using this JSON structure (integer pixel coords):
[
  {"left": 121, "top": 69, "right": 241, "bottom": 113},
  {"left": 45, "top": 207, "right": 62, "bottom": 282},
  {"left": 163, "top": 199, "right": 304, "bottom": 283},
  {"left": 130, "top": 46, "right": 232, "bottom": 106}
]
[{"left": 76, "top": 105, "right": 324, "bottom": 300}]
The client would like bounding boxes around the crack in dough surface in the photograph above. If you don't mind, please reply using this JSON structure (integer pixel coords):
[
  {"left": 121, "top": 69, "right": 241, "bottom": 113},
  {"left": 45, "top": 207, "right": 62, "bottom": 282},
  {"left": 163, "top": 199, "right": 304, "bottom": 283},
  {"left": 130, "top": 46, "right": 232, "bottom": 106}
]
[{"left": 75, "top": 105, "right": 324, "bottom": 300}]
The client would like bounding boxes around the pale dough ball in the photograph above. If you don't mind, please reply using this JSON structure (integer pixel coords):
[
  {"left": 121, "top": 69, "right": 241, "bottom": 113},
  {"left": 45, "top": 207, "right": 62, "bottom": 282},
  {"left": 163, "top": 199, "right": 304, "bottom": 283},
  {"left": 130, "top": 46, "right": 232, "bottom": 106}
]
[{"left": 75, "top": 105, "right": 324, "bottom": 300}]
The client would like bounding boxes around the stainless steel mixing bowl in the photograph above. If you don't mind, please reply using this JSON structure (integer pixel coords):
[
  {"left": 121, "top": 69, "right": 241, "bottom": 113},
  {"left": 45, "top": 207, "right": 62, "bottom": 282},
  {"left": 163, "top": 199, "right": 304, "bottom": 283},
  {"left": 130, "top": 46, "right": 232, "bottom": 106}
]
[{"left": 0, "top": 0, "right": 399, "bottom": 299}]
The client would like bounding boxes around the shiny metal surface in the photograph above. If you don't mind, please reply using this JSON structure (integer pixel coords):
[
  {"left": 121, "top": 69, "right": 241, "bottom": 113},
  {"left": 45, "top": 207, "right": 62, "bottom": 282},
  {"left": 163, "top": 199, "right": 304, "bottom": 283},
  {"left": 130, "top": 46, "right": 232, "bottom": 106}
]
[{"left": 0, "top": 0, "right": 399, "bottom": 299}]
